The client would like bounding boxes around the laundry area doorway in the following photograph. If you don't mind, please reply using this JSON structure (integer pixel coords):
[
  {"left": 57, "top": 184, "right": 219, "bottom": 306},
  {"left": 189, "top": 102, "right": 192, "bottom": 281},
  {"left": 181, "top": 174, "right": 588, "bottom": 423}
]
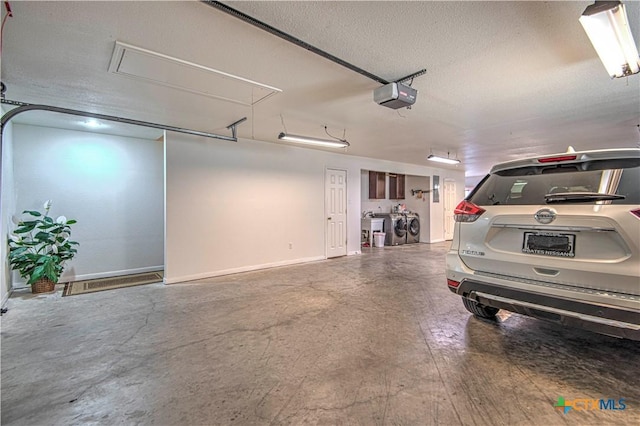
[{"left": 360, "top": 170, "right": 431, "bottom": 245}]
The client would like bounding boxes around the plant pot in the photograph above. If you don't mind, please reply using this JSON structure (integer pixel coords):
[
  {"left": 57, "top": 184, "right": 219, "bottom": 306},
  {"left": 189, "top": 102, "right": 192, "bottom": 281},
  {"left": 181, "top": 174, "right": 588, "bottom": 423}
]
[{"left": 31, "top": 278, "right": 56, "bottom": 294}]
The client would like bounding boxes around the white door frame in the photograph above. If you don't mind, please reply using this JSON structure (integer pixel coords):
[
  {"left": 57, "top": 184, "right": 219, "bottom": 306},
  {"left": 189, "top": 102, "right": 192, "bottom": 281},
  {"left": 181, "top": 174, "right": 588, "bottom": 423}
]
[
  {"left": 443, "top": 179, "right": 456, "bottom": 240},
  {"left": 325, "top": 168, "right": 348, "bottom": 258}
]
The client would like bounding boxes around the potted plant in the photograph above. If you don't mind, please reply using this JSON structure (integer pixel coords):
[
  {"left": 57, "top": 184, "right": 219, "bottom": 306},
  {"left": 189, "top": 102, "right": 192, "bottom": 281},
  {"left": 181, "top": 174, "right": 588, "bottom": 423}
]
[{"left": 8, "top": 200, "right": 79, "bottom": 293}]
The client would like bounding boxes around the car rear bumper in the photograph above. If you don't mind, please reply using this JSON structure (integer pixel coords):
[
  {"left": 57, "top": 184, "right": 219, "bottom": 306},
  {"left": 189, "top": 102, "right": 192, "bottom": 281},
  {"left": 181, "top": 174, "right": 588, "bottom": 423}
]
[{"left": 448, "top": 278, "right": 640, "bottom": 341}]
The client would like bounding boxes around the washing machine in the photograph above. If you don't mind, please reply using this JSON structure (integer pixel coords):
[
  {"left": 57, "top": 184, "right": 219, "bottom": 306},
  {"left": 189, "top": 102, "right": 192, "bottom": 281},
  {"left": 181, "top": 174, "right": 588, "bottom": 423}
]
[
  {"left": 381, "top": 213, "right": 406, "bottom": 245},
  {"left": 405, "top": 212, "right": 420, "bottom": 244}
]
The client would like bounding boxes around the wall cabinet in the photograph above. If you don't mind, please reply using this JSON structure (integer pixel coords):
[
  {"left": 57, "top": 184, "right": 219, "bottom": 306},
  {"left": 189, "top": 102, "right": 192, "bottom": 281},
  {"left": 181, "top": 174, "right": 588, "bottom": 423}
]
[
  {"left": 368, "top": 171, "right": 386, "bottom": 199},
  {"left": 389, "top": 173, "right": 405, "bottom": 199}
]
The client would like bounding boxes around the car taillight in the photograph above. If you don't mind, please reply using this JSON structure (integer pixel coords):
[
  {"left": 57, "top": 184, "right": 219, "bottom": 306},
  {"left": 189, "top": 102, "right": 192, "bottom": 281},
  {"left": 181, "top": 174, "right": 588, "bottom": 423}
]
[
  {"left": 631, "top": 208, "right": 640, "bottom": 219},
  {"left": 454, "top": 200, "right": 486, "bottom": 222},
  {"left": 537, "top": 155, "right": 577, "bottom": 163},
  {"left": 447, "top": 279, "right": 460, "bottom": 288}
]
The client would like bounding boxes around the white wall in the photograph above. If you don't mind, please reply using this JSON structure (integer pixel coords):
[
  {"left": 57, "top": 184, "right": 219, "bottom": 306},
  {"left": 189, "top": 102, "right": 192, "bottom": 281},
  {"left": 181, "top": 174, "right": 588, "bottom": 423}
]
[
  {"left": 430, "top": 177, "right": 445, "bottom": 242},
  {"left": 404, "top": 175, "right": 431, "bottom": 242},
  {"left": 12, "top": 124, "right": 164, "bottom": 284},
  {"left": 1, "top": 111, "right": 15, "bottom": 304},
  {"left": 165, "top": 133, "right": 327, "bottom": 283},
  {"left": 165, "top": 132, "right": 465, "bottom": 283}
]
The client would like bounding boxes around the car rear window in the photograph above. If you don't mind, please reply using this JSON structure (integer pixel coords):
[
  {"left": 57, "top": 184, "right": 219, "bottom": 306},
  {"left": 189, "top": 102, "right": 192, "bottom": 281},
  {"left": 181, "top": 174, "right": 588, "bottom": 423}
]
[{"left": 469, "top": 158, "right": 640, "bottom": 205}]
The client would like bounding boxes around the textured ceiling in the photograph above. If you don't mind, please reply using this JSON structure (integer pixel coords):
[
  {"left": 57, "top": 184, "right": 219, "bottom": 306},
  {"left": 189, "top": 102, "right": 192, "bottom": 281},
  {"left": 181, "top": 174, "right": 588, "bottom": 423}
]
[{"left": 1, "top": 1, "right": 639, "bottom": 186}]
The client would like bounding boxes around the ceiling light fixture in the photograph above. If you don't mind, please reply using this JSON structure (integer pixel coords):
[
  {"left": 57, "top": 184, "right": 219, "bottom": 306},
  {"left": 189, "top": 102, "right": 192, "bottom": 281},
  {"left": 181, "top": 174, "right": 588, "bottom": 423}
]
[
  {"left": 81, "top": 119, "right": 103, "bottom": 129},
  {"left": 579, "top": 1, "right": 640, "bottom": 78},
  {"left": 277, "top": 132, "right": 350, "bottom": 148},
  {"left": 427, "top": 153, "right": 461, "bottom": 165}
]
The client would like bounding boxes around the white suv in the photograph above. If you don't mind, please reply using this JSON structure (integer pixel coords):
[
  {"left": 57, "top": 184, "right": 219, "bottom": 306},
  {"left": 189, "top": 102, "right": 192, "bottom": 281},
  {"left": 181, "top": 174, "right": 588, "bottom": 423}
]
[{"left": 446, "top": 148, "right": 640, "bottom": 340}]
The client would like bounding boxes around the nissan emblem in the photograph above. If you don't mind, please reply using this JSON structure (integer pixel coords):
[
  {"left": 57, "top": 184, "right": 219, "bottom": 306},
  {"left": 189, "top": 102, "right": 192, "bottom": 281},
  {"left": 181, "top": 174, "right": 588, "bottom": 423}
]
[{"left": 534, "top": 208, "right": 556, "bottom": 224}]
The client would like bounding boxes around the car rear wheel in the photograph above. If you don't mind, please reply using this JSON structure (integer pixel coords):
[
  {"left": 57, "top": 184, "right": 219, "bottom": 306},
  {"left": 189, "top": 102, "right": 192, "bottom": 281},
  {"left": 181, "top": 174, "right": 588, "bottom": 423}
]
[{"left": 462, "top": 298, "right": 499, "bottom": 319}]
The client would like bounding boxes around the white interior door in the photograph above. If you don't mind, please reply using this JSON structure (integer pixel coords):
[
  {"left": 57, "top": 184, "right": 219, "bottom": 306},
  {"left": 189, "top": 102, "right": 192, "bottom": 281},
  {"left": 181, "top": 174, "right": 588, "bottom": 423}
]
[
  {"left": 326, "top": 168, "right": 347, "bottom": 258},
  {"left": 444, "top": 180, "right": 457, "bottom": 240}
]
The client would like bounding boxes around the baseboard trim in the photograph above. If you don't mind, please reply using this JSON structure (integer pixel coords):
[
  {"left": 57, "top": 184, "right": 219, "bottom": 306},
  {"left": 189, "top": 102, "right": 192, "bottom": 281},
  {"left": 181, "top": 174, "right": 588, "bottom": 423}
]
[
  {"left": 60, "top": 266, "right": 164, "bottom": 283},
  {"left": 1, "top": 288, "right": 11, "bottom": 308},
  {"left": 164, "top": 256, "right": 326, "bottom": 284},
  {"left": 429, "top": 239, "right": 446, "bottom": 243}
]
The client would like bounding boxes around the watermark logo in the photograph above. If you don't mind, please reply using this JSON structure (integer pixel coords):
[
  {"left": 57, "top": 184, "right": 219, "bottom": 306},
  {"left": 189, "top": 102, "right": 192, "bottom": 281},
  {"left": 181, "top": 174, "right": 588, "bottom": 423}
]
[{"left": 554, "top": 396, "right": 627, "bottom": 414}]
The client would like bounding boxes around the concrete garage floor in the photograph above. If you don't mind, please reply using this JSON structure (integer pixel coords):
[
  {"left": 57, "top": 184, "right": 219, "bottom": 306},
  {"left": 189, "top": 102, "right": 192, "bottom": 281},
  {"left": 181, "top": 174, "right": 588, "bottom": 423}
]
[{"left": 1, "top": 242, "right": 639, "bottom": 425}]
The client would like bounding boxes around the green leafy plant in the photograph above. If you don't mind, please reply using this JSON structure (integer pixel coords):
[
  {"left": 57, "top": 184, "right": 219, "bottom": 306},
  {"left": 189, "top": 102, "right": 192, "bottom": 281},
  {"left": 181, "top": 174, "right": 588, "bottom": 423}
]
[{"left": 8, "top": 200, "right": 79, "bottom": 285}]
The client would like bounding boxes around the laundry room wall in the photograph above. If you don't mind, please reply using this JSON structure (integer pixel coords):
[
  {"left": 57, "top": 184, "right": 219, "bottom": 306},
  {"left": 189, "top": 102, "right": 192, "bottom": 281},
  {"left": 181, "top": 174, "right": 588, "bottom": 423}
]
[
  {"left": 1, "top": 111, "right": 16, "bottom": 304},
  {"left": 11, "top": 124, "right": 164, "bottom": 285},
  {"left": 404, "top": 175, "right": 431, "bottom": 242},
  {"left": 360, "top": 169, "right": 394, "bottom": 215},
  {"left": 165, "top": 132, "right": 465, "bottom": 284}
]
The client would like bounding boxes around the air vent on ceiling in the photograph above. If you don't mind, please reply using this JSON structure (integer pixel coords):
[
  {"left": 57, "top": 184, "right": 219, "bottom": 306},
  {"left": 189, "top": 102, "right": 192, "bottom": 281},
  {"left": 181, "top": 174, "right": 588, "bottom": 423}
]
[{"left": 108, "top": 41, "right": 281, "bottom": 106}]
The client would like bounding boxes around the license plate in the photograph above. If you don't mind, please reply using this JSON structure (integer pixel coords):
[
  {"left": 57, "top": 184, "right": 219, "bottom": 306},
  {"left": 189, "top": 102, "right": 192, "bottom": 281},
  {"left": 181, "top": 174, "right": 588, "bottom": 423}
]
[{"left": 522, "top": 232, "right": 575, "bottom": 258}]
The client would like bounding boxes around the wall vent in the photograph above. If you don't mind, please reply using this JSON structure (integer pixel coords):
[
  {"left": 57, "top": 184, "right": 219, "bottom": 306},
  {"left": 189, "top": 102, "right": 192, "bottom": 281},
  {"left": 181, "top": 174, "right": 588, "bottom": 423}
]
[{"left": 108, "top": 41, "right": 281, "bottom": 106}]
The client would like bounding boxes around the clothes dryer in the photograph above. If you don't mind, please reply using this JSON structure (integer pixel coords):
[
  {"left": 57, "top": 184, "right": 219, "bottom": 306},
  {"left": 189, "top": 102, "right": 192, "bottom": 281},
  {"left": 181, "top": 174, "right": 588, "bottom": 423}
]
[{"left": 405, "top": 212, "right": 420, "bottom": 244}]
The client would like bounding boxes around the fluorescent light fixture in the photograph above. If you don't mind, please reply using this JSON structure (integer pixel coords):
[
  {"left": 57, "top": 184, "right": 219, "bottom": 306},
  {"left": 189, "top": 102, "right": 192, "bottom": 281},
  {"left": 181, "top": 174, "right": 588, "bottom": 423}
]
[
  {"left": 80, "top": 119, "right": 104, "bottom": 129},
  {"left": 427, "top": 154, "right": 461, "bottom": 165},
  {"left": 278, "top": 132, "right": 349, "bottom": 148},
  {"left": 579, "top": 1, "right": 640, "bottom": 78}
]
